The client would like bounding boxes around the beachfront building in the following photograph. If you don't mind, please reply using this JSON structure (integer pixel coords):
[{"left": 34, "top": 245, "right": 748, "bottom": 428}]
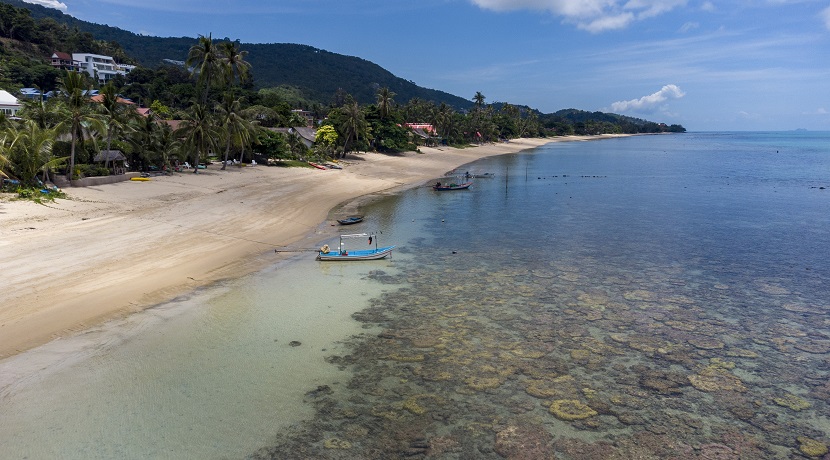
[
  {"left": 291, "top": 109, "right": 315, "bottom": 128},
  {"left": 0, "top": 90, "right": 22, "bottom": 117},
  {"left": 72, "top": 53, "right": 135, "bottom": 84},
  {"left": 270, "top": 127, "right": 317, "bottom": 148},
  {"left": 50, "top": 51, "right": 80, "bottom": 72},
  {"left": 18, "top": 88, "right": 47, "bottom": 100},
  {"left": 404, "top": 123, "right": 442, "bottom": 146},
  {"left": 404, "top": 123, "right": 437, "bottom": 135}
]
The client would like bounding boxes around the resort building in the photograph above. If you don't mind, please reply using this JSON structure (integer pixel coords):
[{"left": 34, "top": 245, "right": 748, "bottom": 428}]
[
  {"left": 18, "top": 88, "right": 46, "bottom": 100},
  {"left": 270, "top": 127, "right": 317, "bottom": 148},
  {"left": 0, "top": 90, "right": 22, "bottom": 117},
  {"left": 50, "top": 51, "right": 80, "bottom": 72},
  {"left": 72, "top": 53, "right": 136, "bottom": 84},
  {"left": 291, "top": 109, "right": 316, "bottom": 127},
  {"left": 404, "top": 123, "right": 437, "bottom": 134}
]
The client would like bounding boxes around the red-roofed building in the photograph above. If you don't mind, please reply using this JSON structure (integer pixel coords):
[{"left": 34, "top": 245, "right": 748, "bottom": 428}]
[
  {"left": 404, "top": 123, "right": 436, "bottom": 134},
  {"left": 89, "top": 94, "right": 135, "bottom": 105},
  {"left": 51, "top": 52, "right": 79, "bottom": 72}
]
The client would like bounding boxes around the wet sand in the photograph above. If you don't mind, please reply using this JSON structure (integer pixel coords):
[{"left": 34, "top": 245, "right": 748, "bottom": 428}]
[{"left": 0, "top": 136, "right": 625, "bottom": 358}]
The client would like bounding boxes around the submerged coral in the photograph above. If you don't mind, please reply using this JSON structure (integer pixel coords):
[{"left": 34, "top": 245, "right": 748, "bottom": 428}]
[
  {"left": 688, "top": 365, "right": 747, "bottom": 393},
  {"left": 549, "top": 399, "right": 598, "bottom": 421},
  {"left": 797, "top": 436, "right": 828, "bottom": 457}
]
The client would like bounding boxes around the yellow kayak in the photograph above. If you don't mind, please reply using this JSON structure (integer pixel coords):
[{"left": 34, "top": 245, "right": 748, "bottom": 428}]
[{"left": 130, "top": 177, "right": 151, "bottom": 181}]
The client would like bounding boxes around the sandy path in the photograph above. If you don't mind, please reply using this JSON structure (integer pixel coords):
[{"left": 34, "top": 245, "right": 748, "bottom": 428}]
[{"left": 0, "top": 137, "right": 614, "bottom": 358}]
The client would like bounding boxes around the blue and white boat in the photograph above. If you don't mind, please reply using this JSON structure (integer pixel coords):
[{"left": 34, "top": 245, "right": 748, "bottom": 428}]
[{"left": 317, "top": 233, "right": 395, "bottom": 261}]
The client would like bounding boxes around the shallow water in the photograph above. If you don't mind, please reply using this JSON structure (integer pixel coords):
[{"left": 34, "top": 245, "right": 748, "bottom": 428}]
[
  {"left": 0, "top": 256, "right": 399, "bottom": 459},
  {"left": 253, "top": 132, "right": 830, "bottom": 459},
  {"left": 2, "top": 132, "right": 829, "bottom": 459}
]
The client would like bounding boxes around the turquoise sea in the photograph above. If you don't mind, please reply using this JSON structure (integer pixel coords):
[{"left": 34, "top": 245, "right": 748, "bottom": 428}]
[{"left": 1, "top": 132, "right": 829, "bottom": 459}]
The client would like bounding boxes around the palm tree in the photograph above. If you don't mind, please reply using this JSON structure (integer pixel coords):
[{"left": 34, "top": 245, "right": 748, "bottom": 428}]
[
  {"left": 376, "top": 87, "right": 396, "bottom": 119},
  {"left": 216, "top": 92, "right": 248, "bottom": 170},
  {"left": 154, "top": 122, "right": 181, "bottom": 170},
  {"left": 338, "top": 100, "right": 367, "bottom": 158},
  {"left": 218, "top": 40, "right": 251, "bottom": 88},
  {"left": 57, "top": 70, "right": 103, "bottom": 183},
  {"left": 186, "top": 34, "right": 220, "bottom": 105},
  {"left": 473, "top": 91, "right": 486, "bottom": 108},
  {"left": 286, "top": 131, "right": 305, "bottom": 160},
  {"left": 0, "top": 130, "right": 12, "bottom": 180},
  {"left": 430, "top": 103, "right": 455, "bottom": 139},
  {"left": 176, "top": 101, "right": 219, "bottom": 173},
  {"left": 18, "top": 92, "right": 61, "bottom": 129},
  {"left": 5, "top": 121, "right": 66, "bottom": 186},
  {"left": 128, "top": 113, "right": 158, "bottom": 170},
  {"left": 98, "top": 82, "right": 133, "bottom": 170}
]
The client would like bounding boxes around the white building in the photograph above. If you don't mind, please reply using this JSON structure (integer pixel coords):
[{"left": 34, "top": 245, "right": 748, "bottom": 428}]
[
  {"left": 0, "top": 90, "right": 21, "bottom": 117},
  {"left": 72, "top": 53, "right": 134, "bottom": 84}
]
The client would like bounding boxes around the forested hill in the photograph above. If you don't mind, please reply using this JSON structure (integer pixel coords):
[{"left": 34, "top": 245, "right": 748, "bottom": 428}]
[{"left": 0, "top": 0, "right": 472, "bottom": 109}]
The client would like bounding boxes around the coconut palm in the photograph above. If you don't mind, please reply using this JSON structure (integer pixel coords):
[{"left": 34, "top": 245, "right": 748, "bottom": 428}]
[
  {"left": 18, "top": 95, "right": 61, "bottom": 130},
  {"left": 286, "top": 131, "right": 305, "bottom": 160},
  {"left": 218, "top": 40, "right": 251, "bottom": 88},
  {"left": 57, "top": 70, "right": 103, "bottom": 183},
  {"left": 154, "top": 122, "right": 181, "bottom": 170},
  {"left": 338, "top": 100, "right": 367, "bottom": 158},
  {"left": 376, "top": 87, "right": 396, "bottom": 120},
  {"left": 186, "top": 33, "right": 221, "bottom": 105},
  {"left": 98, "top": 82, "right": 133, "bottom": 170},
  {"left": 216, "top": 92, "right": 248, "bottom": 170},
  {"left": 176, "top": 101, "right": 220, "bottom": 173},
  {"left": 473, "top": 91, "right": 486, "bottom": 108},
  {"left": 127, "top": 113, "right": 159, "bottom": 170},
  {"left": 0, "top": 131, "right": 11, "bottom": 179},
  {"left": 5, "top": 120, "right": 66, "bottom": 186},
  {"left": 429, "top": 103, "right": 453, "bottom": 139}
]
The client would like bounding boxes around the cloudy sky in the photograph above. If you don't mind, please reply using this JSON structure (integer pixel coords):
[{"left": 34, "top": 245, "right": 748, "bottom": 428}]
[{"left": 25, "top": 0, "right": 830, "bottom": 131}]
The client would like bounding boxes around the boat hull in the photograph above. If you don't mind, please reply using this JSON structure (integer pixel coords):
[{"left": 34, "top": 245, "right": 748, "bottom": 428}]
[
  {"left": 337, "top": 216, "right": 364, "bottom": 225},
  {"left": 433, "top": 182, "right": 472, "bottom": 191},
  {"left": 317, "top": 246, "right": 395, "bottom": 261}
]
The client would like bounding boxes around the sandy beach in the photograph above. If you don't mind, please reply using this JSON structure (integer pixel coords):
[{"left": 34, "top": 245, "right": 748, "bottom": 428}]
[{"left": 0, "top": 136, "right": 621, "bottom": 359}]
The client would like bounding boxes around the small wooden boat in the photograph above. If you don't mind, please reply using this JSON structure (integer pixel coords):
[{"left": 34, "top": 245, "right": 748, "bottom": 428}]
[
  {"left": 308, "top": 162, "right": 327, "bottom": 170},
  {"left": 318, "top": 233, "right": 395, "bottom": 261},
  {"left": 337, "top": 216, "right": 364, "bottom": 225},
  {"left": 433, "top": 181, "right": 472, "bottom": 191},
  {"left": 471, "top": 172, "right": 495, "bottom": 178}
]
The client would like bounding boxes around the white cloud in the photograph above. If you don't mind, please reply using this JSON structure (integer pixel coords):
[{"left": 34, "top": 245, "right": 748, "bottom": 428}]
[
  {"left": 679, "top": 21, "right": 699, "bottom": 33},
  {"left": 609, "top": 84, "right": 685, "bottom": 113},
  {"left": 469, "top": 0, "right": 686, "bottom": 32},
  {"left": 821, "top": 6, "right": 830, "bottom": 30},
  {"left": 21, "top": 0, "right": 67, "bottom": 11}
]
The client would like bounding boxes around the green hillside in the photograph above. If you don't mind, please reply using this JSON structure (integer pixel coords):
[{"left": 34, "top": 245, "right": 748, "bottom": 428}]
[{"left": 0, "top": 0, "right": 472, "bottom": 110}]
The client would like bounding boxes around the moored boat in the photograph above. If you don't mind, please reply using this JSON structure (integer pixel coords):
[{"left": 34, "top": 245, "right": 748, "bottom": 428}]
[
  {"left": 317, "top": 233, "right": 395, "bottom": 261},
  {"left": 337, "top": 216, "right": 364, "bottom": 225},
  {"left": 432, "top": 181, "right": 472, "bottom": 191}
]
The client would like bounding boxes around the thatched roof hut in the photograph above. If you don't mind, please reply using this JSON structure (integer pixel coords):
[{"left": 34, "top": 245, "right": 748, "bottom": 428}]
[{"left": 94, "top": 150, "right": 127, "bottom": 162}]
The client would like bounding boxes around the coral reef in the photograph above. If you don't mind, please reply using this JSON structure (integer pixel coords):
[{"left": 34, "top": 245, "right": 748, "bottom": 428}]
[{"left": 549, "top": 399, "right": 598, "bottom": 421}]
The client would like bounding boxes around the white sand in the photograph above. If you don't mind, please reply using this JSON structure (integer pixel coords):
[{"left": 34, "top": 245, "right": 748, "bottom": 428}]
[{"left": 0, "top": 136, "right": 622, "bottom": 358}]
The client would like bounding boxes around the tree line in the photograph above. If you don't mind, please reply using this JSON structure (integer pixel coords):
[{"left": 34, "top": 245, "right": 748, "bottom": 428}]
[{"left": 1, "top": 0, "right": 685, "bottom": 194}]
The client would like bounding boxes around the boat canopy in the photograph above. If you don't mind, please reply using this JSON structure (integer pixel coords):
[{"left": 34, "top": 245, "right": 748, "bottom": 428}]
[{"left": 340, "top": 233, "right": 372, "bottom": 239}]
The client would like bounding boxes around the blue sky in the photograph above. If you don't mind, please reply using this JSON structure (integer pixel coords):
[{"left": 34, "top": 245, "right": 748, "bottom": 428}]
[{"left": 25, "top": 0, "right": 830, "bottom": 131}]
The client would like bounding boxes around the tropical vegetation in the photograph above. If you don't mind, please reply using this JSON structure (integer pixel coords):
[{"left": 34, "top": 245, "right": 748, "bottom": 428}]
[{"left": 1, "top": 0, "right": 684, "bottom": 198}]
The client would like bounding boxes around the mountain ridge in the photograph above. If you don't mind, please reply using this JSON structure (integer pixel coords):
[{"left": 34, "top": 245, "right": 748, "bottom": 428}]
[{"left": 0, "top": 0, "right": 473, "bottom": 109}]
